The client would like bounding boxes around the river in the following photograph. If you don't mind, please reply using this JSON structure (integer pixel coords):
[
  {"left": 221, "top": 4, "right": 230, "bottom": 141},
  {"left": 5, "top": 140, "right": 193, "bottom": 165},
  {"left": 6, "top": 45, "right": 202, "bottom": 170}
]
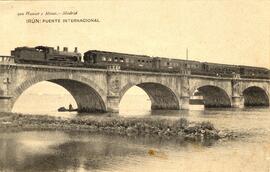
[{"left": 1, "top": 94, "right": 270, "bottom": 172}]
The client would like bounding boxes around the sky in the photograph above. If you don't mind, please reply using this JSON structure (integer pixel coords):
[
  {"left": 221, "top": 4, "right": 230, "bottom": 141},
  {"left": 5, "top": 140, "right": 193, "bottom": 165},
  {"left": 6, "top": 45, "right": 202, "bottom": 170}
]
[
  {"left": 0, "top": 0, "right": 269, "bottom": 97},
  {"left": 0, "top": 0, "right": 269, "bottom": 68}
]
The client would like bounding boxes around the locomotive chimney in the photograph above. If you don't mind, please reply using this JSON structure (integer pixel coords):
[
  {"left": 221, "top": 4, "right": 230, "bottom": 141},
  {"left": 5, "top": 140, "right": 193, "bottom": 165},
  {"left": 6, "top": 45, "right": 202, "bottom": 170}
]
[
  {"left": 63, "top": 47, "right": 68, "bottom": 52},
  {"left": 74, "top": 47, "right": 78, "bottom": 53},
  {"left": 57, "top": 46, "right": 60, "bottom": 51}
]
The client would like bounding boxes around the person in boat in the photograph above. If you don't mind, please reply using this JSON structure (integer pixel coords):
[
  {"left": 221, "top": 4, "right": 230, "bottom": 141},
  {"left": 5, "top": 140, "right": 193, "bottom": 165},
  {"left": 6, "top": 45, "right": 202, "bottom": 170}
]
[{"left": 69, "top": 104, "right": 73, "bottom": 111}]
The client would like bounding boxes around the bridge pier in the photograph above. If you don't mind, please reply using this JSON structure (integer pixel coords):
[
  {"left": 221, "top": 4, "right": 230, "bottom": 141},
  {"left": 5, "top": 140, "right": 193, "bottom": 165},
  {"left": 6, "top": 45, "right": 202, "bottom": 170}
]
[
  {"left": 0, "top": 98, "right": 12, "bottom": 112},
  {"left": 107, "top": 96, "right": 120, "bottom": 113},
  {"left": 180, "top": 75, "right": 190, "bottom": 110},
  {"left": 231, "top": 76, "right": 244, "bottom": 108},
  {"left": 179, "top": 96, "right": 190, "bottom": 110},
  {"left": 231, "top": 96, "right": 244, "bottom": 108},
  {"left": 0, "top": 68, "right": 13, "bottom": 112},
  {"left": 106, "top": 65, "right": 121, "bottom": 113}
]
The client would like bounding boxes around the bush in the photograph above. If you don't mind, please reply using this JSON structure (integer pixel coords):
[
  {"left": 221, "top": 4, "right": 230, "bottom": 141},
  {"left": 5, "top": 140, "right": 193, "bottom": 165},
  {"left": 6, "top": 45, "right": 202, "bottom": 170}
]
[{"left": 201, "top": 121, "right": 215, "bottom": 130}]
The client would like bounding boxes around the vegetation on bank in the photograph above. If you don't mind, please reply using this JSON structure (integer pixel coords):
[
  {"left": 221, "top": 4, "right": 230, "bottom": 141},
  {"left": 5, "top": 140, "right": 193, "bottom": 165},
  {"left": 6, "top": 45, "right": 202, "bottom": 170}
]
[{"left": 0, "top": 113, "right": 238, "bottom": 142}]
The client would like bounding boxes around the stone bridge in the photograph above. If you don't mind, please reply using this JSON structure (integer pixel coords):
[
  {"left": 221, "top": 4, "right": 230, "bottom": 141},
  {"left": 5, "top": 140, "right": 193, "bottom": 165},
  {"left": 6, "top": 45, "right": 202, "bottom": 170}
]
[{"left": 0, "top": 61, "right": 269, "bottom": 113}]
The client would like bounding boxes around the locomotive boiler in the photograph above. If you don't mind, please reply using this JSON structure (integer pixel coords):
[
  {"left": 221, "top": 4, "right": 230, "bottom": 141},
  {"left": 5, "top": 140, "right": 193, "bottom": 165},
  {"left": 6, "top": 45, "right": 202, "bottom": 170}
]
[{"left": 11, "top": 46, "right": 82, "bottom": 66}]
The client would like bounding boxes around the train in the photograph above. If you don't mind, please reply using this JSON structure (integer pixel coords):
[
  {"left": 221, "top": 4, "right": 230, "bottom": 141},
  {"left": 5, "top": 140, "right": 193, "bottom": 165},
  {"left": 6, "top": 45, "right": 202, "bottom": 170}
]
[{"left": 10, "top": 46, "right": 270, "bottom": 79}]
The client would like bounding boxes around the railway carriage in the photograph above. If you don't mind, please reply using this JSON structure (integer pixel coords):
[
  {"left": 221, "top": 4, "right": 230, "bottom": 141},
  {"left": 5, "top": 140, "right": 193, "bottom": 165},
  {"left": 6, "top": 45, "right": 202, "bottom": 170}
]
[
  {"left": 198, "top": 62, "right": 241, "bottom": 77},
  {"left": 83, "top": 50, "right": 154, "bottom": 71},
  {"left": 239, "top": 66, "right": 269, "bottom": 79}
]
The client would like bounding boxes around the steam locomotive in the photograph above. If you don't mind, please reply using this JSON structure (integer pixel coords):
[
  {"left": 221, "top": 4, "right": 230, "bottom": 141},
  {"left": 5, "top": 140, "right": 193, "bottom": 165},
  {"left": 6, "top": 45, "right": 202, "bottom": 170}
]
[
  {"left": 10, "top": 46, "right": 270, "bottom": 79},
  {"left": 11, "top": 46, "right": 82, "bottom": 66}
]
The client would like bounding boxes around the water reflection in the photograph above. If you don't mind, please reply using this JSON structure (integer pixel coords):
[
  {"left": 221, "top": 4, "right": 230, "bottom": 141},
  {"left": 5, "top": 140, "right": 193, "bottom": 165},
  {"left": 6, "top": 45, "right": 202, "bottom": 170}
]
[
  {"left": 0, "top": 131, "right": 141, "bottom": 171},
  {"left": 0, "top": 130, "right": 220, "bottom": 172}
]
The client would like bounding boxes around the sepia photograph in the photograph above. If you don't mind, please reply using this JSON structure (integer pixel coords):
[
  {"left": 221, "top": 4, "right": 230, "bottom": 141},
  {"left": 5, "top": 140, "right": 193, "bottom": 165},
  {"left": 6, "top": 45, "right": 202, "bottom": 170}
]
[{"left": 0, "top": 0, "right": 270, "bottom": 171}]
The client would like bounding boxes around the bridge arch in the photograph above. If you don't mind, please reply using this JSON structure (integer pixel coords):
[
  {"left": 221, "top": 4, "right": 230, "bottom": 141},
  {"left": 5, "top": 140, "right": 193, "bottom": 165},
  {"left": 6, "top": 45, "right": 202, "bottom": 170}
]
[
  {"left": 120, "top": 82, "right": 180, "bottom": 110},
  {"left": 192, "top": 85, "right": 232, "bottom": 108},
  {"left": 12, "top": 74, "right": 107, "bottom": 112},
  {"left": 242, "top": 86, "right": 269, "bottom": 107}
]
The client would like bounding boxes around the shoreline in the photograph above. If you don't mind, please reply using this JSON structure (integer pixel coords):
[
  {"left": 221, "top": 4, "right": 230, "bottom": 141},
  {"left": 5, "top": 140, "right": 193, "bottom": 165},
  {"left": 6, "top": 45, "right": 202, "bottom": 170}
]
[{"left": 0, "top": 113, "right": 240, "bottom": 142}]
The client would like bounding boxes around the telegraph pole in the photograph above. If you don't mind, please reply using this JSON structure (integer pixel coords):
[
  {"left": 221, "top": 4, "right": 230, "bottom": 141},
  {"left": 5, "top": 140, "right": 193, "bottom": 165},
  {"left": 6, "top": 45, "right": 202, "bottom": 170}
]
[
  {"left": 186, "top": 48, "right": 189, "bottom": 61},
  {"left": 185, "top": 48, "right": 189, "bottom": 70}
]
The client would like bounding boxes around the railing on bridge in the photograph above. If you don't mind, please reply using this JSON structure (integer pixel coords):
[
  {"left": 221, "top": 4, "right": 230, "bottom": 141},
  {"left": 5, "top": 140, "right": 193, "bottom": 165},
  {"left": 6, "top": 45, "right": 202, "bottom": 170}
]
[
  {"left": 0, "top": 56, "right": 14, "bottom": 64},
  {"left": 107, "top": 64, "right": 121, "bottom": 71},
  {"left": 179, "top": 69, "right": 191, "bottom": 75},
  {"left": 232, "top": 73, "right": 241, "bottom": 79}
]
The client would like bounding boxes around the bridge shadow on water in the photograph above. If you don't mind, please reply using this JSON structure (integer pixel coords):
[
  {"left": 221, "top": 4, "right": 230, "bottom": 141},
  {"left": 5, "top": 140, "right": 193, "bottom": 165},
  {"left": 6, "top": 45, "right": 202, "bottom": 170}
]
[{"left": 0, "top": 129, "right": 216, "bottom": 172}]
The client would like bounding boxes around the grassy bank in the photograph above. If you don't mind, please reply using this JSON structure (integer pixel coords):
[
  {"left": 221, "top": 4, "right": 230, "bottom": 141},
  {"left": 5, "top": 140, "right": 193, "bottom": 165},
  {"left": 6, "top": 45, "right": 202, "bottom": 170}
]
[{"left": 0, "top": 113, "right": 238, "bottom": 142}]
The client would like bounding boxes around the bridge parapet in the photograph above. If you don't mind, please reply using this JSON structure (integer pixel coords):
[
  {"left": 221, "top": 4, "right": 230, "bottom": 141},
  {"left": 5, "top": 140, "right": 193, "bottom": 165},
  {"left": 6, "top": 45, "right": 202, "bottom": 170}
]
[
  {"left": 179, "top": 69, "right": 191, "bottom": 75},
  {"left": 107, "top": 64, "right": 121, "bottom": 71},
  {"left": 232, "top": 73, "right": 241, "bottom": 79},
  {"left": 0, "top": 56, "right": 14, "bottom": 64}
]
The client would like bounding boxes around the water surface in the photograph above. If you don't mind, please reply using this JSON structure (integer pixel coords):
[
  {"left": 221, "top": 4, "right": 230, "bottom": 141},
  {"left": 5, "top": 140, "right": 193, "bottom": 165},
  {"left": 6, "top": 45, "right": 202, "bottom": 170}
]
[{"left": 2, "top": 94, "right": 270, "bottom": 172}]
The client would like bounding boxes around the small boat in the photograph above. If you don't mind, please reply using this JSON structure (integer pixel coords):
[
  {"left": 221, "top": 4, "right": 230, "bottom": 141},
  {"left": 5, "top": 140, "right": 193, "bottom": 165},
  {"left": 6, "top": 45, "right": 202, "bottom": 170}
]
[{"left": 58, "top": 106, "right": 77, "bottom": 112}]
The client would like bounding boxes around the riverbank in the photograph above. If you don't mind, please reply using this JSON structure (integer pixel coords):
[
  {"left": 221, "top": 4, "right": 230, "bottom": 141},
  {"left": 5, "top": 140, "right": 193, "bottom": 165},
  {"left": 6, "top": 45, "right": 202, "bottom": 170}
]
[{"left": 0, "top": 113, "right": 240, "bottom": 142}]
